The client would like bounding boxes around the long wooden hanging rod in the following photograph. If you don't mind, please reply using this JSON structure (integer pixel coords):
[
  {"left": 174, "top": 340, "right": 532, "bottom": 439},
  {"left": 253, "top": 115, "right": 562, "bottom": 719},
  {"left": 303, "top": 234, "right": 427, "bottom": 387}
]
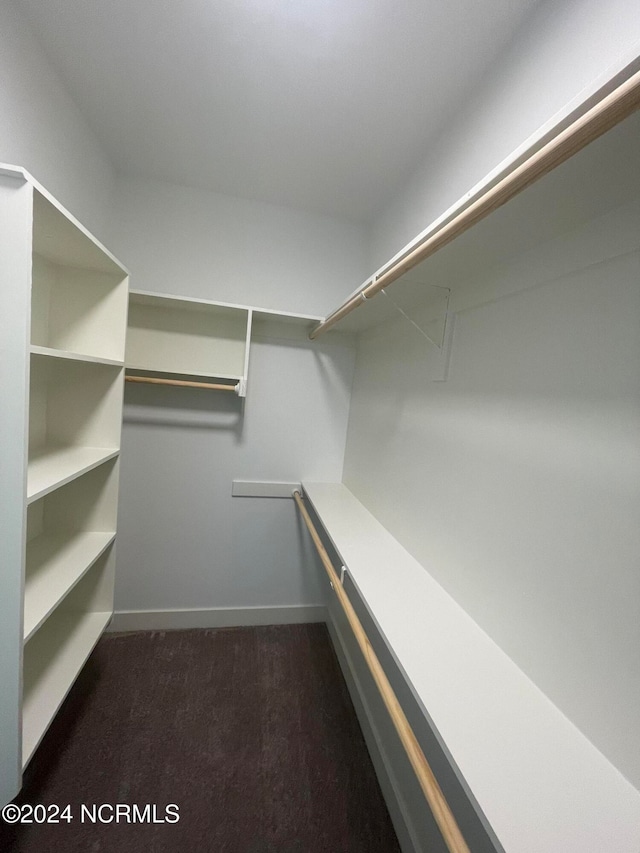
[
  {"left": 125, "top": 375, "right": 238, "bottom": 392},
  {"left": 309, "top": 65, "right": 640, "bottom": 340},
  {"left": 292, "top": 490, "right": 470, "bottom": 853}
]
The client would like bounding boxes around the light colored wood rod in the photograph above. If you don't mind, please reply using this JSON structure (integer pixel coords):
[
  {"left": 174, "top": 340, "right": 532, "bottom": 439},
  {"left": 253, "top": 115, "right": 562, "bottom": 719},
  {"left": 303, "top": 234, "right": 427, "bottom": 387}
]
[
  {"left": 310, "top": 66, "right": 640, "bottom": 339},
  {"left": 292, "top": 490, "right": 470, "bottom": 853},
  {"left": 125, "top": 375, "right": 238, "bottom": 391}
]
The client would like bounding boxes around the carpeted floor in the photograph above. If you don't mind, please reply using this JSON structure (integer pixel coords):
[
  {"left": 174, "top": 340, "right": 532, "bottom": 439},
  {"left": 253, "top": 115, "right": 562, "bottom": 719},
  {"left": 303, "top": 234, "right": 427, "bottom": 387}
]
[{"left": 1, "top": 623, "right": 401, "bottom": 853}]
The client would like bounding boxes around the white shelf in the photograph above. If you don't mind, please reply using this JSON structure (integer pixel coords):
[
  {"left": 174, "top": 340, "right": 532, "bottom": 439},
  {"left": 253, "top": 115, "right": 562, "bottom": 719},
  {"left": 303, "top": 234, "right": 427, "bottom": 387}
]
[
  {"left": 30, "top": 345, "right": 122, "bottom": 368},
  {"left": 252, "top": 307, "right": 322, "bottom": 329},
  {"left": 128, "top": 289, "right": 249, "bottom": 313},
  {"left": 251, "top": 309, "right": 325, "bottom": 343},
  {"left": 31, "top": 254, "right": 128, "bottom": 363},
  {"left": 125, "top": 290, "right": 330, "bottom": 395},
  {"left": 126, "top": 292, "right": 249, "bottom": 380},
  {"left": 129, "top": 289, "right": 323, "bottom": 324},
  {"left": 24, "top": 532, "right": 115, "bottom": 642},
  {"left": 303, "top": 482, "right": 640, "bottom": 853},
  {"left": 27, "top": 446, "right": 119, "bottom": 504},
  {"left": 323, "top": 108, "right": 640, "bottom": 335},
  {"left": 22, "top": 608, "right": 110, "bottom": 766}
]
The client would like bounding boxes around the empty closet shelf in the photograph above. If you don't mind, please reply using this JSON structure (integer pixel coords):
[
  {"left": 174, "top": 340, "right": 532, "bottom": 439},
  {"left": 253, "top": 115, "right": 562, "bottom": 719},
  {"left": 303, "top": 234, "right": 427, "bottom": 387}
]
[
  {"left": 27, "top": 447, "right": 120, "bottom": 504},
  {"left": 24, "top": 532, "right": 116, "bottom": 642},
  {"left": 30, "top": 345, "right": 123, "bottom": 367},
  {"left": 22, "top": 608, "right": 111, "bottom": 767}
]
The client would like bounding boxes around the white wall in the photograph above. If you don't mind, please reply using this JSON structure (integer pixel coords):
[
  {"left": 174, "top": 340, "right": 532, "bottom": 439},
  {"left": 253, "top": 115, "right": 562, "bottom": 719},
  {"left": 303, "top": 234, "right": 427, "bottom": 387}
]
[
  {"left": 107, "top": 176, "right": 366, "bottom": 317},
  {"left": 0, "top": 0, "right": 367, "bottom": 623},
  {"left": 109, "top": 177, "right": 366, "bottom": 618},
  {"left": 343, "top": 141, "right": 640, "bottom": 789},
  {"left": 339, "top": 0, "right": 640, "bottom": 795},
  {"left": 0, "top": 1, "right": 115, "bottom": 238},
  {"left": 369, "top": 0, "right": 640, "bottom": 270},
  {"left": 116, "top": 333, "right": 355, "bottom": 615}
]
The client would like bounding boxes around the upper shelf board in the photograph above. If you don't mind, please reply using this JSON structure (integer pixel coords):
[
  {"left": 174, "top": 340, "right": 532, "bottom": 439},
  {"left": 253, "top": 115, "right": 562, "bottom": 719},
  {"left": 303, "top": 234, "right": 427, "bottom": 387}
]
[
  {"left": 324, "top": 107, "right": 640, "bottom": 335},
  {"left": 128, "top": 290, "right": 326, "bottom": 346},
  {"left": 27, "top": 447, "right": 120, "bottom": 505},
  {"left": 251, "top": 307, "right": 325, "bottom": 341},
  {"left": 129, "top": 290, "right": 323, "bottom": 325},
  {"left": 30, "top": 345, "right": 123, "bottom": 368},
  {"left": 129, "top": 290, "right": 248, "bottom": 317}
]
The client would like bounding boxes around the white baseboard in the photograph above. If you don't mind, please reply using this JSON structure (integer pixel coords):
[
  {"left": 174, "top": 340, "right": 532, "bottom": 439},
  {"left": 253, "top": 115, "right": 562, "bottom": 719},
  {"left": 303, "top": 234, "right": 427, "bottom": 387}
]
[{"left": 107, "top": 604, "right": 327, "bottom": 633}]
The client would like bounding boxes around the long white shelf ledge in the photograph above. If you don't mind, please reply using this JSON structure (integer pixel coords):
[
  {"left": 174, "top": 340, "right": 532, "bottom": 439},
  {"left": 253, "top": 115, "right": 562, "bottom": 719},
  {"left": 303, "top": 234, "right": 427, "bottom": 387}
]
[
  {"left": 27, "top": 447, "right": 120, "bottom": 504},
  {"left": 30, "top": 345, "right": 123, "bottom": 368},
  {"left": 303, "top": 482, "right": 640, "bottom": 853},
  {"left": 22, "top": 609, "right": 111, "bottom": 767},
  {"left": 24, "top": 532, "right": 116, "bottom": 642}
]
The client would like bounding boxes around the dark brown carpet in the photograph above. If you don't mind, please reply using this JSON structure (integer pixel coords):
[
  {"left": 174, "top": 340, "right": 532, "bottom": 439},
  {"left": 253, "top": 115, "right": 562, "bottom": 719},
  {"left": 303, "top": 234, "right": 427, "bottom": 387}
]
[{"left": 2, "top": 623, "right": 401, "bottom": 853}]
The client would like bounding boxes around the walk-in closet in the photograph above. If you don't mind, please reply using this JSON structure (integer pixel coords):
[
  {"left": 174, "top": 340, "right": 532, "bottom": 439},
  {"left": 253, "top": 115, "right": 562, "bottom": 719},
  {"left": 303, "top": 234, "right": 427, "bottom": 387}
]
[{"left": 1, "top": 1, "right": 639, "bottom": 851}]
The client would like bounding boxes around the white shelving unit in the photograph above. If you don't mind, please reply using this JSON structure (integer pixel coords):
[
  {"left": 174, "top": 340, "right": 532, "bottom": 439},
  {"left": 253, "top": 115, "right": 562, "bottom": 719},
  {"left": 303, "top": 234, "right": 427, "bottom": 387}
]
[
  {"left": 0, "top": 164, "right": 129, "bottom": 803},
  {"left": 126, "top": 289, "right": 323, "bottom": 397},
  {"left": 24, "top": 460, "right": 119, "bottom": 641}
]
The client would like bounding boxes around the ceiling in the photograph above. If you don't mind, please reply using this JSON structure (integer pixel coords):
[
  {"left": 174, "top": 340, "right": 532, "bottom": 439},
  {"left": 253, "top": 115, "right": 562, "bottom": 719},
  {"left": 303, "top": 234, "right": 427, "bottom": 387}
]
[{"left": 16, "top": 0, "right": 541, "bottom": 222}]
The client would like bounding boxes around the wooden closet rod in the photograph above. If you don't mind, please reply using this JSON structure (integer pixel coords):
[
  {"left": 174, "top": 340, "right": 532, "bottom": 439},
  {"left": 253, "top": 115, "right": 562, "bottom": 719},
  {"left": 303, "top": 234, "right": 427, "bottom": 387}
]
[
  {"left": 125, "top": 375, "right": 238, "bottom": 392},
  {"left": 292, "top": 490, "right": 470, "bottom": 853},
  {"left": 309, "top": 65, "right": 640, "bottom": 340}
]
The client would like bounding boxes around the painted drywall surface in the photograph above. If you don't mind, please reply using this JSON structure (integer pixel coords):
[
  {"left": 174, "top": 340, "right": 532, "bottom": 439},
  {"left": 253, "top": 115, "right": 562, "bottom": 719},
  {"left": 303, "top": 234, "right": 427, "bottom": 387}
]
[
  {"left": 343, "top": 198, "right": 640, "bottom": 788},
  {"left": 369, "top": 0, "right": 640, "bottom": 269},
  {"left": 0, "top": 1, "right": 115, "bottom": 238},
  {"left": 115, "top": 333, "right": 356, "bottom": 612},
  {"left": 108, "top": 176, "right": 364, "bottom": 615},
  {"left": 108, "top": 175, "right": 367, "bottom": 317}
]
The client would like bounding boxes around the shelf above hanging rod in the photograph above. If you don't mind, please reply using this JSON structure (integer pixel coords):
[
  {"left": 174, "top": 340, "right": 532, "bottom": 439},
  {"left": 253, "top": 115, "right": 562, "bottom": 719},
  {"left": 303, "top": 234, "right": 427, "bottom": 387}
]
[
  {"left": 309, "top": 62, "right": 640, "bottom": 340},
  {"left": 125, "top": 374, "right": 240, "bottom": 393}
]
